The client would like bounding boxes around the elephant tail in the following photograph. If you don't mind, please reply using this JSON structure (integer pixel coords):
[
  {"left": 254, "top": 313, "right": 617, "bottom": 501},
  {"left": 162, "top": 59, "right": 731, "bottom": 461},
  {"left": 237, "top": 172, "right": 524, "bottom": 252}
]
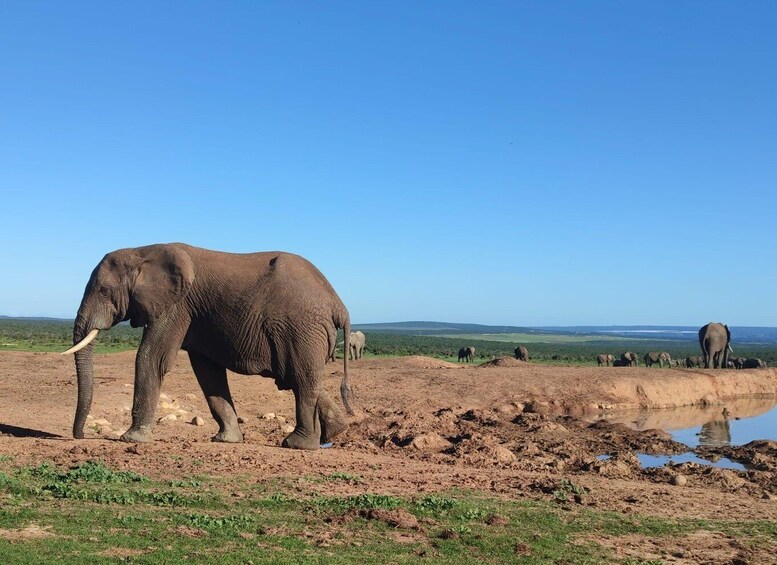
[{"left": 337, "top": 310, "right": 354, "bottom": 416}]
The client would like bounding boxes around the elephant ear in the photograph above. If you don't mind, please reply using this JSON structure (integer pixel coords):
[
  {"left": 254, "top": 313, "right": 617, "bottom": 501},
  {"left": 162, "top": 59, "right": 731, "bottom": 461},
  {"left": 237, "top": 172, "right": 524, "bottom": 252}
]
[{"left": 130, "top": 245, "right": 195, "bottom": 327}]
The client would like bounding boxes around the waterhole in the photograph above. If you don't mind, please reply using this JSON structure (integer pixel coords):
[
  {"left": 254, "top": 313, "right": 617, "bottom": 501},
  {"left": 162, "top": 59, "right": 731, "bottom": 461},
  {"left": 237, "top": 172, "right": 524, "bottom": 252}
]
[{"left": 592, "top": 396, "right": 777, "bottom": 448}]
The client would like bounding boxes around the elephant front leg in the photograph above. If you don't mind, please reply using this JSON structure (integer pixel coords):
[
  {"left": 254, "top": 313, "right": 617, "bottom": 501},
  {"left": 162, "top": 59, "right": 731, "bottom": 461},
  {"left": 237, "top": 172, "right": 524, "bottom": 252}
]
[
  {"left": 189, "top": 351, "right": 243, "bottom": 443},
  {"left": 122, "top": 322, "right": 185, "bottom": 443}
]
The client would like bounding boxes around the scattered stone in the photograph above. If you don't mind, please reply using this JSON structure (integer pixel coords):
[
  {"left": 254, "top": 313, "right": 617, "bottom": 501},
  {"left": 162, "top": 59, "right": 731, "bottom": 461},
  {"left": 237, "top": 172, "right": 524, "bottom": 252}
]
[
  {"left": 282, "top": 425, "right": 295, "bottom": 434},
  {"left": 191, "top": 416, "right": 205, "bottom": 426},
  {"left": 262, "top": 413, "right": 276, "bottom": 420},
  {"left": 69, "top": 445, "right": 88, "bottom": 455},
  {"left": 276, "top": 416, "right": 286, "bottom": 424},
  {"left": 493, "top": 444, "right": 516, "bottom": 463},
  {"left": 408, "top": 432, "right": 452, "bottom": 453},
  {"left": 184, "top": 393, "right": 198, "bottom": 401},
  {"left": 92, "top": 418, "right": 112, "bottom": 428},
  {"left": 158, "top": 414, "right": 178, "bottom": 424},
  {"left": 670, "top": 474, "right": 688, "bottom": 487},
  {"left": 495, "top": 403, "right": 516, "bottom": 414},
  {"left": 159, "top": 393, "right": 172, "bottom": 401},
  {"left": 159, "top": 401, "right": 178, "bottom": 410}
]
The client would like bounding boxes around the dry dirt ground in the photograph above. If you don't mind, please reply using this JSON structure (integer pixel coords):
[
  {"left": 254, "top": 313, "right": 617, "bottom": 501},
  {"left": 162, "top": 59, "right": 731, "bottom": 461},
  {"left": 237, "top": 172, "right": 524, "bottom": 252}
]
[{"left": 1, "top": 352, "right": 777, "bottom": 562}]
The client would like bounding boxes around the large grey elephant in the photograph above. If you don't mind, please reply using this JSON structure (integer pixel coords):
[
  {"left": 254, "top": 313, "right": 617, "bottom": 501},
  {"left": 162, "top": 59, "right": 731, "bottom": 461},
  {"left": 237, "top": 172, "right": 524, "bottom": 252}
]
[
  {"left": 349, "top": 331, "right": 365, "bottom": 360},
  {"left": 742, "top": 358, "right": 767, "bottom": 369},
  {"left": 458, "top": 346, "right": 475, "bottom": 362},
  {"left": 62, "top": 243, "right": 353, "bottom": 450},
  {"left": 514, "top": 345, "right": 529, "bottom": 362},
  {"left": 644, "top": 351, "right": 671, "bottom": 368},
  {"left": 698, "top": 322, "right": 732, "bottom": 369},
  {"left": 596, "top": 353, "right": 615, "bottom": 366},
  {"left": 620, "top": 352, "right": 639, "bottom": 367}
]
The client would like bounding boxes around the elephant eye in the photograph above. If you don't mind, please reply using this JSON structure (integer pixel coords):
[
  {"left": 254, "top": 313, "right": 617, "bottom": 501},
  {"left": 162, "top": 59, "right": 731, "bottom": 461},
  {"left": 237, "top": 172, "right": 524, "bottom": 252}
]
[{"left": 99, "top": 287, "right": 111, "bottom": 297}]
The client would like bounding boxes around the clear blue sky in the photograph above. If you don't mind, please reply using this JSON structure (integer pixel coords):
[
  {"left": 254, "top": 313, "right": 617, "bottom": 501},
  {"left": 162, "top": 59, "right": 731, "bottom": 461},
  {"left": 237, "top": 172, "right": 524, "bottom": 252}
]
[{"left": 2, "top": 2, "right": 775, "bottom": 326}]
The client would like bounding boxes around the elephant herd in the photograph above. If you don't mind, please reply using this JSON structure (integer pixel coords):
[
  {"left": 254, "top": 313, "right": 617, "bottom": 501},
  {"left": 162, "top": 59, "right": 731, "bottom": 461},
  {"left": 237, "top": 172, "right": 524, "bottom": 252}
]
[
  {"left": 596, "top": 323, "right": 768, "bottom": 370},
  {"left": 457, "top": 344, "right": 529, "bottom": 363}
]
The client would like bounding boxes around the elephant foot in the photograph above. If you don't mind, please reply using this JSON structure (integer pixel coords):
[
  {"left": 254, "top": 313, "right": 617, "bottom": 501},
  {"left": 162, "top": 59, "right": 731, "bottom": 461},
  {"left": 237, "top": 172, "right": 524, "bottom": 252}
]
[
  {"left": 320, "top": 414, "right": 348, "bottom": 444},
  {"left": 211, "top": 428, "right": 243, "bottom": 443},
  {"left": 282, "top": 429, "right": 321, "bottom": 450},
  {"left": 120, "top": 426, "right": 153, "bottom": 443}
]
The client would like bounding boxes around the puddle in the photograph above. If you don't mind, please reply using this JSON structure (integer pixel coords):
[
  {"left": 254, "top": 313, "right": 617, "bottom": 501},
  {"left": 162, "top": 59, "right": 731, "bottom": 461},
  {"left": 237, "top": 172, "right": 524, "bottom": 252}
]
[
  {"left": 637, "top": 452, "right": 747, "bottom": 472},
  {"left": 590, "top": 396, "right": 777, "bottom": 447}
]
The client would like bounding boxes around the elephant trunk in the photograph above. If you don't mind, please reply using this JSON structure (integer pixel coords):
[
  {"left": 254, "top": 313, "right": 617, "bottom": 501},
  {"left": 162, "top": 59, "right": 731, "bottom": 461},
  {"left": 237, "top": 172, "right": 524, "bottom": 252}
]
[
  {"left": 73, "top": 345, "right": 94, "bottom": 438},
  {"left": 71, "top": 315, "right": 97, "bottom": 439}
]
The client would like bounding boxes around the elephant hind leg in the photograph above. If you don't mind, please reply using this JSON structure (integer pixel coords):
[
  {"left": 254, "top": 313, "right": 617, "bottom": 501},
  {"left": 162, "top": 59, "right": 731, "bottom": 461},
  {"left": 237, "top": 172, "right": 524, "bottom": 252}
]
[
  {"left": 317, "top": 392, "right": 348, "bottom": 443},
  {"left": 188, "top": 351, "right": 243, "bottom": 443},
  {"left": 282, "top": 377, "right": 349, "bottom": 450}
]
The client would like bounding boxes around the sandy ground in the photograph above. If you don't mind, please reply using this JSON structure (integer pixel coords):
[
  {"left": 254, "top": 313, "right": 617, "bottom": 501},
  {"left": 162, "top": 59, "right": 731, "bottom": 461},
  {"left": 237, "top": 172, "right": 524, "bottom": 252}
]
[{"left": 1, "top": 352, "right": 777, "bottom": 562}]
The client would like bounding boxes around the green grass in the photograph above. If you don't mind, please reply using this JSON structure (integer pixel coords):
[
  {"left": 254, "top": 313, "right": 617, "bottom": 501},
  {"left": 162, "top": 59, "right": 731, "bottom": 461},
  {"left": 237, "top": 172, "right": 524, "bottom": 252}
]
[
  {"left": 3, "top": 318, "right": 777, "bottom": 365},
  {"left": 0, "top": 460, "right": 774, "bottom": 563}
]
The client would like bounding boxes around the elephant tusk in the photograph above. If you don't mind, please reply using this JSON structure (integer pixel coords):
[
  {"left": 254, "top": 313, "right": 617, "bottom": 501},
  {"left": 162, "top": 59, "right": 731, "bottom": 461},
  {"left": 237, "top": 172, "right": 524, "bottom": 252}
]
[{"left": 61, "top": 329, "right": 100, "bottom": 355}]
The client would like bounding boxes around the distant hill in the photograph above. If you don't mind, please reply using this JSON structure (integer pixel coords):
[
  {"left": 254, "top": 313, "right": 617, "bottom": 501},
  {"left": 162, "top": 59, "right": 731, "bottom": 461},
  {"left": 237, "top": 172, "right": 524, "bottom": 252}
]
[
  {"left": 352, "top": 321, "right": 564, "bottom": 336},
  {"left": 0, "top": 315, "right": 71, "bottom": 322}
]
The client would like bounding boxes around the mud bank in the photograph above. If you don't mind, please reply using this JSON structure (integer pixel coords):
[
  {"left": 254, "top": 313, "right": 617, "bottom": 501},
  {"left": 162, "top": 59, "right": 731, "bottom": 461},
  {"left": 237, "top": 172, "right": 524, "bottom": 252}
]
[{"left": 471, "top": 359, "right": 777, "bottom": 415}]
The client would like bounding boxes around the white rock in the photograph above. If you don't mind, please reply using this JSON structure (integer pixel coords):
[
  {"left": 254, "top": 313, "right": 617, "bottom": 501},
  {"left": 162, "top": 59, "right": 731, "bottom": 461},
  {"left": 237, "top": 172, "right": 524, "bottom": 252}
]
[
  {"left": 191, "top": 416, "right": 205, "bottom": 426},
  {"left": 281, "top": 424, "right": 295, "bottom": 434},
  {"left": 157, "top": 414, "right": 178, "bottom": 424},
  {"left": 262, "top": 412, "right": 276, "bottom": 420},
  {"left": 159, "top": 393, "right": 172, "bottom": 401}
]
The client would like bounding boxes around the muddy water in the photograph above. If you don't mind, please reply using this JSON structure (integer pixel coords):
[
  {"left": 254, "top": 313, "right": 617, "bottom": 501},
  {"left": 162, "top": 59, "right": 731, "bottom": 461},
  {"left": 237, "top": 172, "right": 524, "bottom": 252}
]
[{"left": 592, "top": 396, "right": 777, "bottom": 447}]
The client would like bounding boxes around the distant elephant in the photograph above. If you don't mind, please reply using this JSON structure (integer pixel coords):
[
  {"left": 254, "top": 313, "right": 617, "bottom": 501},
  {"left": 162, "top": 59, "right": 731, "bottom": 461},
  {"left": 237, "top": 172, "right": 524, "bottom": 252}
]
[
  {"left": 349, "top": 331, "right": 366, "bottom": 360},
  {"left": 596, "top": 354, "right": 615, "bottom": 367},
  {"left": 685, "top": 355, "right": 704, "bottom": 368},
  {"left": 644, "top": 351, "right": 671, "bottom": 368},
  {"left": 620, "top": 352, "right": 639, "bottom": 367},
  {"left": 458, "top": 346, "right": 476, "bottom": 363},
  {"left": 742, "top": 358, "right": 767, "bottom": 369},
  {"left": 514, "top": 346, "right": 529, "bottom": 362},
  {"left": 611, "top": 359, "right": 629, "bottom": 367},
  {"left": 732, "top": 357, "right": 746, "bottom": 370},
  {"left": 699, "top": 322, "right": 732, "bottom": 369},
  {"left": 62, "top": 243, "right": 353, "bottom": 450}
]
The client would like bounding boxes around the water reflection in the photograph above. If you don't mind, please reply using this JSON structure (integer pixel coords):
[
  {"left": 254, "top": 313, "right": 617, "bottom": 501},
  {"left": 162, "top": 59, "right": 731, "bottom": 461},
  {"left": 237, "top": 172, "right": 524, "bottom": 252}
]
[
  {"left": 699, "top": 419, "right": 731, "bottom": 447},
  {"left": 589, "top": 396, "right": 777, "bottom": 447}
]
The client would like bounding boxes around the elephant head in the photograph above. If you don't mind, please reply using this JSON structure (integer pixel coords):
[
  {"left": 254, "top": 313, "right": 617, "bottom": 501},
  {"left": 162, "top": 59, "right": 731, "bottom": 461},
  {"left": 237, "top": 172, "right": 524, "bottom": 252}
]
[{"left": 64, "top": 245, "right": 195, "bottom": 439}]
